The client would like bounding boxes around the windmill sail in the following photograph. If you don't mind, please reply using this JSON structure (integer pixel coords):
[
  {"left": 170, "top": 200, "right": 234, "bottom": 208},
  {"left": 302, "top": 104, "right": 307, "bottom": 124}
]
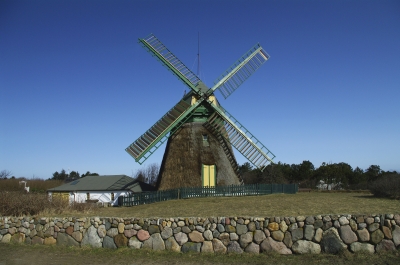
[
  {"left": 211, "top": 44, "right": 270, "bottom": 99},
  {"left": 126, "top": 99, "right": 200, "bottom": 164},
  {"left": 128, "top": 33, "right": 276, "bottom": 183},
  {"left": 139, "top": 34, "right": 202, "bottom": 94},
  {"left": 204, "top": 104, "right": 275, "bottom": 171}
]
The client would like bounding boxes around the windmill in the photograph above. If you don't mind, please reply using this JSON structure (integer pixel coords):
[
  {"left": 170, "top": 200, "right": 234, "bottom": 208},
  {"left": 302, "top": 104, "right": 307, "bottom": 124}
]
[{"left": 126, "top": 34, "right": 275, "bottom": 190}]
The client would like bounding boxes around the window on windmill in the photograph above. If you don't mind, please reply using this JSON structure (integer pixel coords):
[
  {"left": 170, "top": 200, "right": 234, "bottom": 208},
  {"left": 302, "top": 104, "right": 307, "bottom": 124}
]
[
  {"left": 87, "top": 193, "right": 90, "bottom": 200},
  {"left": 202, "top": 134, "right": 209, "bottom": 147},
  {"left": 111, "top": 192, "right": 115, "bottom": 201}
]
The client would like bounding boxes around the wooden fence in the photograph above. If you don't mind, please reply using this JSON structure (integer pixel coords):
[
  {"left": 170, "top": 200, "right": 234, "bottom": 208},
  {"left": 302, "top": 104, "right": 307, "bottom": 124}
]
[{"left": 121, "top": 183, "right": 298, "bottom": 207}]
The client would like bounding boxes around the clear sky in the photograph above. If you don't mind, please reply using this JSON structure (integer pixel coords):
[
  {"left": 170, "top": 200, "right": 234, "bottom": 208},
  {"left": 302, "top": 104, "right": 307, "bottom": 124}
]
[{"left": 1, "top": 0, "right": 399, "bottom": 179}]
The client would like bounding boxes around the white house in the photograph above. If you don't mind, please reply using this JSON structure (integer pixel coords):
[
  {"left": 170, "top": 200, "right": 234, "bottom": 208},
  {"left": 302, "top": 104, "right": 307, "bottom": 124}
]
[
  {"left": 47, "top": 175, "right": 155, "bottom": 206},
  {"left": 316, "top": 179, "right": 343, "bottom": 191}
]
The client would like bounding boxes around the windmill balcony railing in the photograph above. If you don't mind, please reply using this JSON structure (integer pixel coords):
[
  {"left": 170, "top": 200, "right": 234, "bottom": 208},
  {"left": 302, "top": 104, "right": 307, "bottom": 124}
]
[{"left": 121, "top": 183, "right": 298, "bottom": 207}]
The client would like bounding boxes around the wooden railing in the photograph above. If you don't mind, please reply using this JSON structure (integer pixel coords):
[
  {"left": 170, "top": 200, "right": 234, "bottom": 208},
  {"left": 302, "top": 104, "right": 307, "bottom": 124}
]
[{"left": 121, "top": 183, "right": 298, "bottom": 207}]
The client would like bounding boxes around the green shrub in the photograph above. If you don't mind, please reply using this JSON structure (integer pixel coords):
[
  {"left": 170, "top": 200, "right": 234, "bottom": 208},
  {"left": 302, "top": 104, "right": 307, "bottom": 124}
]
[{"left": 369, "top": 174, "right": 400, "bottom": 199}]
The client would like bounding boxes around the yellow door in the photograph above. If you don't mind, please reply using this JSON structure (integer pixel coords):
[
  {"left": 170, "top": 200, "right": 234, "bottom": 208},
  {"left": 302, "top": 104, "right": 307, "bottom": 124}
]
[{"left": 202, "top": 165, "right": 216, "bottom": 187}]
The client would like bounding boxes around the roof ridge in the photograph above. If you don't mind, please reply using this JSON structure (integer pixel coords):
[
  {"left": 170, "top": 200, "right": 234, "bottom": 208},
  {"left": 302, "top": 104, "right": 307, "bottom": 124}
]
[{"left": 107, "top": 175, "right": 135, "bottom": 190}]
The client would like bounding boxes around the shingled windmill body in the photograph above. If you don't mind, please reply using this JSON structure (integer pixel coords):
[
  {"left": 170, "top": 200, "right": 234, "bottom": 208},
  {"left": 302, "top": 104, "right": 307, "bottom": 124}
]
[{"left": 126, "top": 34, "right": 275, "bottom": 190}]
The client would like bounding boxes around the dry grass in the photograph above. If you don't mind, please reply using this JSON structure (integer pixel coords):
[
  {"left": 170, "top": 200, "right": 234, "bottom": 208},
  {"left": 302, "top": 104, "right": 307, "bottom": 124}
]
[
  {"left": 56, "top": 192, "right": 400, "bottom": 218},
  {"left": 0, "top": 179, "right": 97, "bottom": 216},
  {"left": 0, "top": 191, "right": 98, "bottom": 216},
  {"left": 0, "top": 179, "right": 63, "bottom": 193},
  {"left": 1, "top": 191, "right": 399, "bottom": 218}
]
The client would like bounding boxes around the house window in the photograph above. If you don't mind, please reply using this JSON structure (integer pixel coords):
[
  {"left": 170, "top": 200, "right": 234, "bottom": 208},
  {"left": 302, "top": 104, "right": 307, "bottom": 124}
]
[
  {"left": 111, "top": 192, "right": 115, "bottom": 201},
  {"left": 87, "top": 193, "right": 90, "bottom": 200}
]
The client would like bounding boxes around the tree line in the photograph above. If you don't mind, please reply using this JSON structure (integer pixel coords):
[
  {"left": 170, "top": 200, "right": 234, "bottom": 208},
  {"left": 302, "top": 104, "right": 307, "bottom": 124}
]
[
  {"left": 49, "top": 170, "right": 99, "bottom": 181},
  {"left": 2, "top": 160, "right": 397, "bottom": 191},
  {"left": 0, "top": 169, "right": 101, "bottom": 181},
  {"left": 239, "top": 161, "right": 398, "bottom": 190},
  {"left": 47, "top": 164, "right": 160, "bottom": 187}
]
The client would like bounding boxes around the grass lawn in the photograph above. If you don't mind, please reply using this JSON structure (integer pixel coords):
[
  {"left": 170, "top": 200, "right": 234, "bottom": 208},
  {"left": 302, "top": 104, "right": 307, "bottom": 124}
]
[
  {"left": 1, "top": 242, "right": 399, "bottom": 265},
  {"left": 54, "top": 192, "right": 400, "bottom": 218},
  {"left": 2, "top": 192, "right": 400, "bottom": 264}
]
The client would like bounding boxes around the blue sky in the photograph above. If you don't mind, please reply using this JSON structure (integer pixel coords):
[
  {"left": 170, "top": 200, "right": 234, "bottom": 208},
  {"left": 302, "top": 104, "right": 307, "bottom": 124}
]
[{"left": 1, "top": 0, "right": 399, "bottom": 179}]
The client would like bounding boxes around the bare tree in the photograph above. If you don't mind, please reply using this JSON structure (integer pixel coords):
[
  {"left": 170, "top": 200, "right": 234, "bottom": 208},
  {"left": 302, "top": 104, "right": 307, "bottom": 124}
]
[
  {"left": 0, "top": 170, "right": 12, "bottom": 179},
  {"left": 134, "top": 163, "right": 159, "bottom": 187}
]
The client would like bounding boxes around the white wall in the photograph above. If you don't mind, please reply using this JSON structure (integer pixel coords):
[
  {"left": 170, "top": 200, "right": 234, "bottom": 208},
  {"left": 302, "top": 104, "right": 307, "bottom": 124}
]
[{"left": 48, "top": 191, "right": 131, "bottom": 206}]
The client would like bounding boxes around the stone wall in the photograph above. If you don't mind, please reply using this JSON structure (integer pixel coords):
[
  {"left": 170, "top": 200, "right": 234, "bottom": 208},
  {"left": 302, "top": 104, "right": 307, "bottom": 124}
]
[{"left": 1, "top": 214, "right": 399, "bottom": 254}]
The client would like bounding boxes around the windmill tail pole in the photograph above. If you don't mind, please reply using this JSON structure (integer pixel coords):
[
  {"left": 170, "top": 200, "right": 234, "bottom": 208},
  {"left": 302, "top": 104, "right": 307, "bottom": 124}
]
[{"left": 197, "top": 32, "right": 200, "bottom": 77}]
